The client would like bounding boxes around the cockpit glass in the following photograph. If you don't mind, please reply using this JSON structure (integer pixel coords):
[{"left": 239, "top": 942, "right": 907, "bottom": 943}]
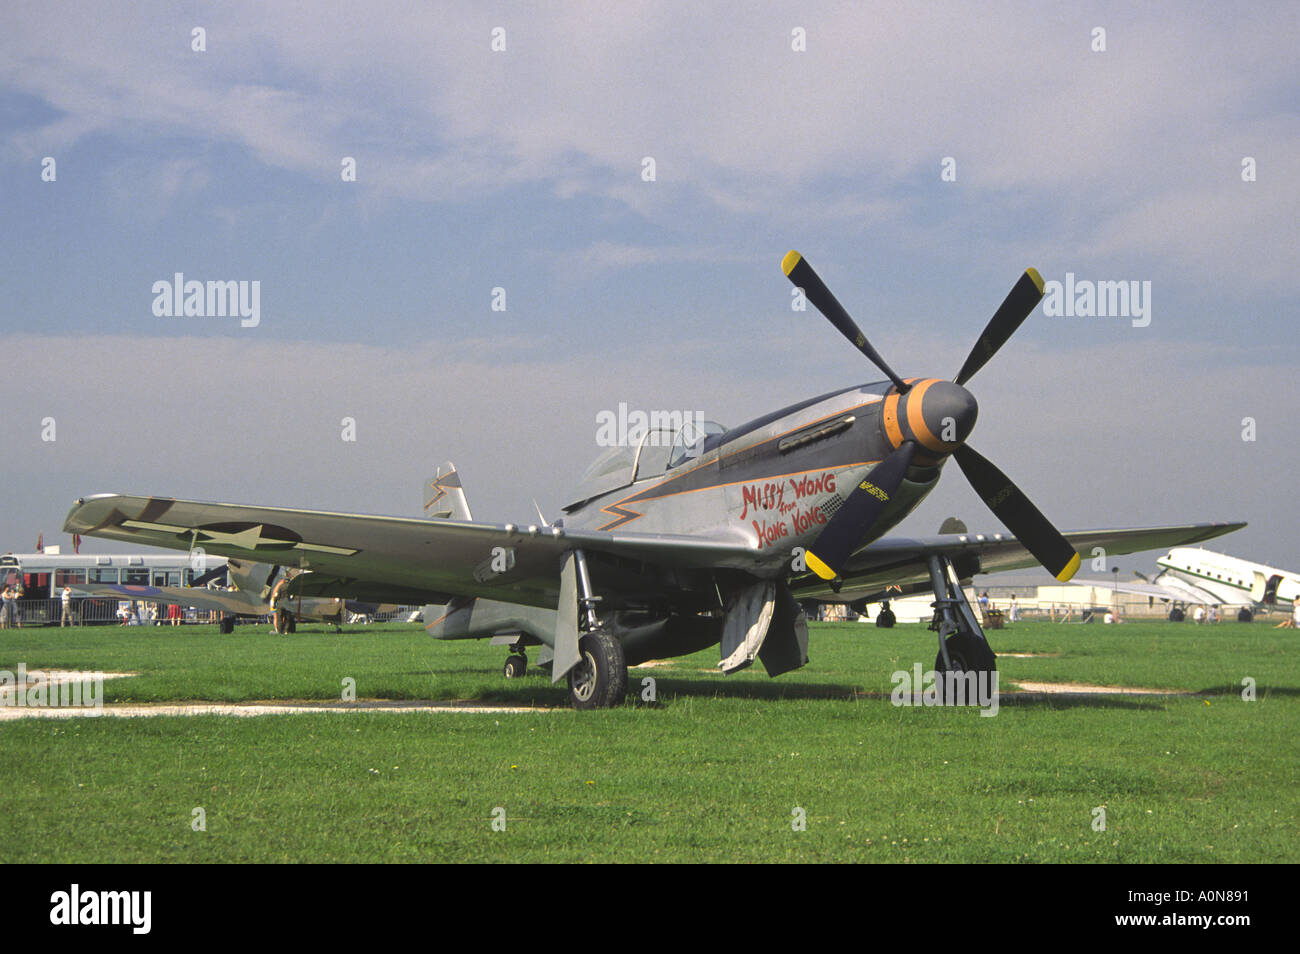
[
  {"left": 634, "top": 431, "right": 675, "bottom": 480},
  {"left": 668, "top": 419, "right": 726, "bottom": 468}
]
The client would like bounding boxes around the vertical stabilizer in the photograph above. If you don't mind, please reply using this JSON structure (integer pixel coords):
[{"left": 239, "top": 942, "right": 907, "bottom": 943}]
[{"left": 424, "top": 462, "right": 473, "bottom": 521}]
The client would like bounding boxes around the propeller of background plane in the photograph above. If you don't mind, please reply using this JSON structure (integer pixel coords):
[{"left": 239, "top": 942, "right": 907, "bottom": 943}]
[{"left": 781, "top": 250, "right": 1080, "bottom": 584}]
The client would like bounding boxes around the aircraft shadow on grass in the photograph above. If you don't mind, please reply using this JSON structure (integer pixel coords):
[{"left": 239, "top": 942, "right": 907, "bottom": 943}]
[
  {"left": 458, "top": 674, "right": 1183, "bottom": 712},
  {"left": 1195, "top": 683, "right": 1300, "bottom": 698}
]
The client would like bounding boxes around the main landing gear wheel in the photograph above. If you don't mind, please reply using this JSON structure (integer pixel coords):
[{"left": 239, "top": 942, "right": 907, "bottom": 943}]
[
  {"left": 934, "top": 632, "right": 997, "bottom": 705},
  {"left": 219, "top": 615, "right": 235, "bottom": 635},
  {"left": 567, "top": 630, "right": 627, "bottom": 710},
  {"left": 503, "top": 654, "right": 528, "bottom": 678}
]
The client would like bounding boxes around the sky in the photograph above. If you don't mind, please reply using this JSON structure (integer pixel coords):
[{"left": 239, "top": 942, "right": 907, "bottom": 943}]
[{"left": 1, "top": 1, "right": 1297, "bottom": 583}]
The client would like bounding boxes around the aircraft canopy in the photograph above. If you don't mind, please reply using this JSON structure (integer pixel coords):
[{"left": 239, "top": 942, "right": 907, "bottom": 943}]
[{"left": 564, "top": 419, "right": 725, "bottom": 511}]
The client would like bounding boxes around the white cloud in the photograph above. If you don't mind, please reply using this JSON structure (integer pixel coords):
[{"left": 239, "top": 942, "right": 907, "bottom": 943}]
[{"left": 2, "top": 2, "right": 1295, "bottom": 291}]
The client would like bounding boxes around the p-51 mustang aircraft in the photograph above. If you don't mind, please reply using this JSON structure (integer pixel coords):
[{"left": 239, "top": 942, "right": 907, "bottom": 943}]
[{"left": 64, "top": 252, "right": 1243, "bottom": 707}]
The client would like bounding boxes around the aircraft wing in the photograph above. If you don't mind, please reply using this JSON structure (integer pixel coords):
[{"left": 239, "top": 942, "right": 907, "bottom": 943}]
[
  {"left": 790, "top": 522, "right": 1247, "bottom": 602},
  {"left": 63, "top": 495, "right": 1244, "bottom": 610},
  {"left": 70, "top": 582, "right": 265, "bottom": 616},
  {"left": 63, "top": 493, "right": 763, "bottom": 609}
]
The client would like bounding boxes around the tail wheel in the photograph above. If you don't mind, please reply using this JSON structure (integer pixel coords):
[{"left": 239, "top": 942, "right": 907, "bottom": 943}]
[
  {"left": 567, "top": 630, "right": 627, "bottom": 709},
  {"left": 934, "top": 632, "right": 997, "bottom": 705},
  {"left": 503, "top": 654, "right": 528, "bottom": 678}
]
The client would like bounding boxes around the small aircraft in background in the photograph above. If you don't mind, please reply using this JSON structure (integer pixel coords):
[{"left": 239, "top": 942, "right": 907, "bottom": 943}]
[
  {"left": 73, "top": 559, "right": 399, "bottom": 632},
  {"left": 65, "top": 252, "right": 1243, "bottom": 707}
]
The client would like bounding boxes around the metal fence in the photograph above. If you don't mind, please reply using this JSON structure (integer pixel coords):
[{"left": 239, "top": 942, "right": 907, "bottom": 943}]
[
  {"left": 3, "top": 598, "right": 415, "bottom": 627},
  {"left": 6, "top": 598, "right": 231, "bottom": 627}
]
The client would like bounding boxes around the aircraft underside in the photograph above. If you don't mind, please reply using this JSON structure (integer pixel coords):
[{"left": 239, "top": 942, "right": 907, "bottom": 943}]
[{"left": 425, "top": 547, "right": 994, "bottom": 710}]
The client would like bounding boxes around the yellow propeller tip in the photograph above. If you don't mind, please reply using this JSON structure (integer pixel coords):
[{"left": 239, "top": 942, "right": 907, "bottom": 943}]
[
  {"left": 1026, "top": 267, "right": 1045, "bottom": 293},
  {"left": 1055, "top": 551, "right": 1081, "bottom": 582},
  {"left": 805, "top": 550, "right": 836, "bottom": 581},
  {"left": 781, "top": 250, "right": 803, "bottom": 277}
]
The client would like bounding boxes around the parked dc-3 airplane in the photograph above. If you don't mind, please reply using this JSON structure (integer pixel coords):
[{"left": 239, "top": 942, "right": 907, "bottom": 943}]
[
  {"left": 1156, "top": 547, "right": 1299, "bottom": 617},
  {"left": 64, "top": 252, "right": 1243, "bottom": 707}
]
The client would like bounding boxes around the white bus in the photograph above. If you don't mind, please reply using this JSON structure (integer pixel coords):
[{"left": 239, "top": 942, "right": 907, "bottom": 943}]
[{"left": 0, "top": 552, "right": 228, "bottom": 625}]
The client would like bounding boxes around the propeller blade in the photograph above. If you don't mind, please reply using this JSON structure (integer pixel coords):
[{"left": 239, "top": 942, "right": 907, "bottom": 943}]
[
  {"left": 782, "top": 250, "right": 909, "bottom": 391},
  {"left": 805, "top": 441, "right": 917, "bottom": 581},
  {"left": 953, "top": 444, "right": 1080, "bottom": 581},
  {"left": 954, "top": 268, "right": 1045, "bottom": 386}
]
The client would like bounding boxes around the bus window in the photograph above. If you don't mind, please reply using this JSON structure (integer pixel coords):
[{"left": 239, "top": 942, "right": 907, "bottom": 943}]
[
  {"left": 89, "top": 567, "right": 119, "bottom": 584},
  {"left": 121, "top": 568, "right": 149, "bottom": 585},
  {"left": 56, "top": 568, "right": 88, "bottom": 587},
  {"left": 23, "top": 572, "right": 50, "bottom": 596}
]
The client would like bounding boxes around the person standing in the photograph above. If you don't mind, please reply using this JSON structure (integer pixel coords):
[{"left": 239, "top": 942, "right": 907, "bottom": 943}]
[
  {"left": 61, "top": 585, "right": 74, "bottom": 627},
  {"left": 269, "top": 575, "right": 291, "bottom": 634},
  {"left": 0, "top": 584, "right": 13, "bottom": 630}
]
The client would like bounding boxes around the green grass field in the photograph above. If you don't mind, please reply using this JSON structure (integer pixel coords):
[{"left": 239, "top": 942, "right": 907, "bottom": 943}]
[{"left": 1, "top": 618, "right": 1295, "bottom": 862}]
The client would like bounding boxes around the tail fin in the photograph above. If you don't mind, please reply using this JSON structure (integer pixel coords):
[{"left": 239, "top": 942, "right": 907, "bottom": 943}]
[{"left": 424, "top": 462, "right": 473, "bottom": 521}]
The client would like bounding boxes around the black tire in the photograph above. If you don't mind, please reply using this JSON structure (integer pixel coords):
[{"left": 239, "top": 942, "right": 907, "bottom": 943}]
[
  {"left": 934, "top": 632, "right": 997, "bottom": 705},
  {"left": 1237, "top": 608, "right": 1253, "bottom": 623},
  {"left": 1169, "top": 608, "right": 1185, "bottom": 622},
  {"left": 503, "top": 654, "right": 528, "bottom": 678},
  {"left": 876, "top": 609, "right": 896, "bottom": 628},
  {"left": 286, "top": 614, "right": 297, "bottom": 634},
  {"left": 219, "top": 616, "right": 235, "bottom": 635},
  {"left": 567, "top": 630, "right": 628, "bottom": 709}
]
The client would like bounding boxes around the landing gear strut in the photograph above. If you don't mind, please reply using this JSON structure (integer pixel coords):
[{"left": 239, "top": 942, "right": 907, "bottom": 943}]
[
  {"left": 927, "top": 554, "right": 997, "bottom": 703},
  {"left": 563, "top": 550, "right": 627, "bottom": 709}
]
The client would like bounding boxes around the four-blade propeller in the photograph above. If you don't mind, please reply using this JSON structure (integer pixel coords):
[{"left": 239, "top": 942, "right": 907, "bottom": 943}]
[{"left": 783, "top": 251, "right": 1079, "bottom": 584}]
